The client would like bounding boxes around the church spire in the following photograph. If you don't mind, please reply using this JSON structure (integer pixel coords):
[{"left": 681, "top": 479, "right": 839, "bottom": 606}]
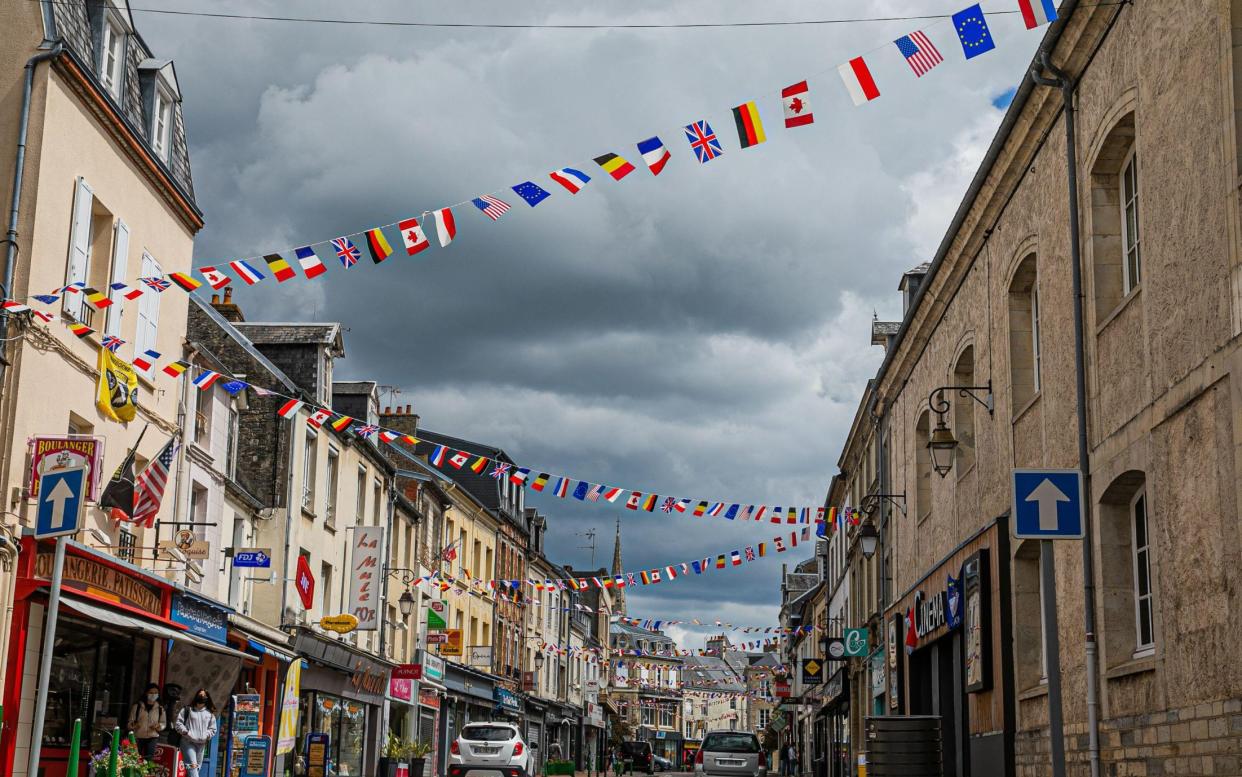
[{"left": 612, "top": 517, "right": 626, "bottom": 615}]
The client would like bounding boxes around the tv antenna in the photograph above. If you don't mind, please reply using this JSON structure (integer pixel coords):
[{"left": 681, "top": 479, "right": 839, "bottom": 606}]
[{"left": 577, "top": 529, "right": 597, "bottom": 567}]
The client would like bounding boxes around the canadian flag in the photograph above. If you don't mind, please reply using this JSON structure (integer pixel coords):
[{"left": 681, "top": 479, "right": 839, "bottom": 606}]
[
  {"left": 306, "top": 407, "right": 332, "bottom": 428},
  {"left": 448, "top": 450, "right": 470, "bottom": 469},
  {"left": 398, "top": 217, "right": 430, "bottom": 256},
  {"left": 782, "top": 81, "right": 814, "bottom": 128},
  {"left": 199, "top": 266, "right": 231, "bottom": 290}
]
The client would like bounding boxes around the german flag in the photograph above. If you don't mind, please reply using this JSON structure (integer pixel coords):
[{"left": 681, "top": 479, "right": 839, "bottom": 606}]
[
  {"left": 168, "top": 272, "right": 203, "bottom": 292},
  {"left": 593, "top": 153, "right": 635, "bottom": 181},
  {"left": 69, "top": 322, "right": 94, "bottom": 338},
  {"left": 264, "top": 253, "right": 297, "bottom": 283},
  {"left": 330, "top": 415, "right": 353, "bottom": 432},
  {"left": 365, "top": 228, "right": 393, "bottom": 263},
  {"left": 639, "top": 570, "right": 651, "bottom": 585},
  {"left": 470, "top": 456, "right": 489, "bottom": 474},
  {"left": 641, "top": 493, "right": 658, "bottom": 512},
  {"left": 162, "top": 360, "right": 190, "bottom": 378},
  {"left": 732, "top": 101, "right": 766, "bottom": 149}
]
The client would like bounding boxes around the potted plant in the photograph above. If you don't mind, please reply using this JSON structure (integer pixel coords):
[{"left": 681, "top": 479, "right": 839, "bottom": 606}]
[
  {"left": 378, "top": 733, "right": 406, "bottom": 777},
  {"left": 88, "top": 739, "right": 159, "bottom": 777},
  {"left": 404, "top": 739, "right": 433, "bottom": 777}
]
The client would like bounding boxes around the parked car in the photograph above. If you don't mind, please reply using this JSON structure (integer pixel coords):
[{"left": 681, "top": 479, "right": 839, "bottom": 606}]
[
  {"left": 621, "top": 740, "right": 655, "bottom": 775},
  {"left": 693, "top": 731, "right": 765, "bottom": 777},
  {"left": 653, "top": 754, "right": 673, "bottom": 772},
  {"left": 448, "top": 722, "right": 535, "bottom": 777}
]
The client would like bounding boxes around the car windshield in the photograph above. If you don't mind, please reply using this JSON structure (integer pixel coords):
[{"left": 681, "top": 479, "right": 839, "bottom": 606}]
[
  {"left": 462, "top": 725, "right": 516, "bottom": 742},
  {"left": 703, "top": 734, "right": 760, "bottom": 753}
]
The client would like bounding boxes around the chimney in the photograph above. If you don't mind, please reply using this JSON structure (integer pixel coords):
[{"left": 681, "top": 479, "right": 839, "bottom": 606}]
[
  {"left": 898, "top": 262, "right": 931, "bottom": 317},
  {"left": 212, "top": 285, "right": 246, "bottom": 323},
  {"left": 380, "top": 402, "right": 419, "bottom": 439}
]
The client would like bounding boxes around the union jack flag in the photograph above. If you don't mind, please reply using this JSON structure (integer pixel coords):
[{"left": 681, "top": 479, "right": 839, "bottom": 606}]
[
  {"left": 100, "top": 335, "right": 125, "bottom": 353},
  {"left": 353, "top": 424, "right": 379, "bottom": 439},
  {"left": 745, "top": 546, "right": 756, "bottom": 562},
  {"left": 660, "top": 497, "right": 677, "bottom": 513},
  {"left": 332, "top": 237, "right": 361, "bottom": 268},
  {"left": 490, "top": 462, "right": 511, "bottom": 479},
  {"left": 140, "top": 277, "right": 172, "bottom": 293},
  {"left": 684, "top": 120, "right": 723, "bottom": 163}
]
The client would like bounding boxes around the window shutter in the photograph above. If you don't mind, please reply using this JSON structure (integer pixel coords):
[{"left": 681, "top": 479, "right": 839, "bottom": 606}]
[
  {"left": 105, "top": 218, "right": 129, "bottom": 337},
  {"left": 65, "top": 177, "right": 94, "bottom": 321},
  {"left": 134, "top": 252, "right": 161, "bottom": 369}
]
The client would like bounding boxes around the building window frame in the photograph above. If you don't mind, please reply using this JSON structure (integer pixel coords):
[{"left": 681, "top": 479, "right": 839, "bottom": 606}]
[
  {"left": 99, "top": 13, "right": 126, "bottom": 98},
  {"left": 150, "top": 82, "right": 174, "bottom": 162},
  {"left": 1031, "top": 284, "right": 1042, "bottom": 393},
  {"left": 302, "top": 429, "right": 317, "bottom": 513},
  {"left": 1120, "top": 148, "right": 1141, "bottom": 295},
  {"left": 1130, "top": 487, "right": 1155, "bottom": 655}
]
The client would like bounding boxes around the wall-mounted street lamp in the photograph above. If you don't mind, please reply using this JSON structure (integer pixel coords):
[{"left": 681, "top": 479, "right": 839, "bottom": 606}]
[
  {"left": 857, "top": 522, "right": 880, "bottom": 559},
  {"left": 860, "top": 493, "right": 906, "bottom": 519},
  {"left": 926, "top": 382, "right": 993, "bottom": 478},
  {"left": 535, "top": 651, "right": 546, "bottom": 671},
  {"left": 397, "top": 590, "right": 417, "bottom": 618}
]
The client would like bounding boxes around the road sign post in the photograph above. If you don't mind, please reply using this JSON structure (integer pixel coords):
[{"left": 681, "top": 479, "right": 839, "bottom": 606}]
[
  {"left": 26, "top": 535, "right": 68, "bottom": 776},
  {"left": 1012, "top": 468, "right": 1082, "bottom": 777}
]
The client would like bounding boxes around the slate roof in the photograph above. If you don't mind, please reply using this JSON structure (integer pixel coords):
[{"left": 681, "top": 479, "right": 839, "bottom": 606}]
[
  {"left": 334, "top": 381, "right": 376, "bottom": 395},
  {"left": 681, "top": 654, "right": 745, "bottom": 692},
  {"left": 749, "top": 652, "right": 782, "bottom": 669},
  {"left": 233, "top": 323, "right": 344, "bottom": 353},
  {"left": 414, "top": 429, "right": 515, "bottom": 516},
  {"left": 189, "top": 296, "right": 299, "bottom": 393}
]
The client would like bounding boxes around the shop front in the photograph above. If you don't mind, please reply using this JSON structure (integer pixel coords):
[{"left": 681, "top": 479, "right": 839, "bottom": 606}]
[
  {"left": 583, "top": 700, "right": 605, "bottom": 772},
  {"left": 885, "top": 517, "right": 1012, "bottom": 777},
  {"left": 409, "top": 651, "right": 446, "bottom": 777},
  {"left": 0, "top": 539, "right": 252, "bottom": 777},
  {"left": 226, "top": 612, "right": 299, "bottom": 777},
  {"left": 819, "top": 668, "right": 848, "bottom": 777},
  {"left": 293, "top": 629, "right": 394, "bottom": 777},
  {"left": 440, "top": 660, "right": 498, "bottom": 775}
]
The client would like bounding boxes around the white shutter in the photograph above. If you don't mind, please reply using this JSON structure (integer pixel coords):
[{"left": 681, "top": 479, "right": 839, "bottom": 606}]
[
  {"left": 133, "top": 253, "right": 161, "bottom": 371},
  {"left": 104, "top": 219, "right": 128, "bottom": 337},
  {"left": 65, "top": 177, "right": 94, "bottom": 321}
]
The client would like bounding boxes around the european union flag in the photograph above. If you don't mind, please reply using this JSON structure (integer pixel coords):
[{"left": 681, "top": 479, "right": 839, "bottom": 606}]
[
  {"left": 512, "top": 181, "right": 551, "bottom": 207},
  {"left": 220, "top": 380, "right": 248, "bottom": 395},
  {"left": 953, "top": 3, "right": 995, "bottom": 59},
  {"left": 572, "top": 481, "right": 590, "bottom": 500}
]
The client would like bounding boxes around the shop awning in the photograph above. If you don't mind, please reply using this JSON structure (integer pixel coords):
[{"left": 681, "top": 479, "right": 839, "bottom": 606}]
[
  {"left": 245, "top": 637, "right": 299, "bottom": 664},
  {"left": 60, "top": 597, "right": 256, "bottom": 662}
]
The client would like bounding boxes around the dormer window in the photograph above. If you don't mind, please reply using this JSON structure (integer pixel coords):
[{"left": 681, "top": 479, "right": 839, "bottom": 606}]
[
  {"left": 151, "top": 85, "right": 173, "bottom": 161},
  {"left": 99, "top": 16, "right": 125, "bottom": 98}
]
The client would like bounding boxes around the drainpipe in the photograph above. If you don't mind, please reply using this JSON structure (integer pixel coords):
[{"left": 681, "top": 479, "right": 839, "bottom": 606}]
[
  {"left": 278, "top": 403, "right": 298, "bottom": 629},
  {"left": 1030, "top": 50, "right": 1101, "bottom": 777}
]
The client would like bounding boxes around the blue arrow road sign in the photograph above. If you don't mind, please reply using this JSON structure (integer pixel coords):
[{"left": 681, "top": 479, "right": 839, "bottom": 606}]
[
  {"left": 233, "top": 548, "right": 272, "bottom": 568},
  {"left": 1012, "top": 469, "right": 1084, "bottom": 539},
  {"left": 35, "top": 467, "right": 86, "bottom": 539}
]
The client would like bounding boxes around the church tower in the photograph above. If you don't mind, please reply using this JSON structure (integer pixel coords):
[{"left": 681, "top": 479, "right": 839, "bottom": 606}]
[{"left": 612, "top": 518, "right": 626, "bottom": 615}]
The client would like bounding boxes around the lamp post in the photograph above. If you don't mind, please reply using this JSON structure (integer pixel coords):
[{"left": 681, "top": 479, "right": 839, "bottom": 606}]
[
  {"left": 857, "top": 523, "right": 879, "bottom": 559},
  {"left": 926, "top": 382, "right": 993, "bottom": 478},
  {"left": 397, "top": 589, "right": 416, "bottom": 618}
]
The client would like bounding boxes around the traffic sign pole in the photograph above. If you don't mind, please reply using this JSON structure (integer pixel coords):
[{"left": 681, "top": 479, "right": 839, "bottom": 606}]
[
  {"left": 1041, "top": 540, "right": 1067, "bottom": 777},
  {"left": 27, "top": 535, "right": 68, "bottom": 775}
]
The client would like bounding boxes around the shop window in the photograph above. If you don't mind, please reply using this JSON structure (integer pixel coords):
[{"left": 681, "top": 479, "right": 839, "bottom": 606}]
[
  {"left": 1088, "top": 112, "right": 1139, "bottom": 319},
  {"left": 914, "top": 410, "right": 932, "bottom": 522},
  {"left": 1012, "top": 540, "right": 1046, "bottom": 691},
  {"left": 302, "top": 691, "right": 367, "bottom": 777},
  {"left": 1098, "top": 471, "right": 1157, "bottom": 666},
  {"left": 951, "top": 346, "right": 977, "bottom": 471},
  {"left": 1008, "top": 255, "right": 1041, "bottom": 410}
]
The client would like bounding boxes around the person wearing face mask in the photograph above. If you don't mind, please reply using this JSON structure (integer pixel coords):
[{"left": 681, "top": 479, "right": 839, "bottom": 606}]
[
  {"left": 174, "top": 688, "right": 218, "bottom": 777},
  {"left": 127, "top": 682, "right": 167, "bottom": 760}
]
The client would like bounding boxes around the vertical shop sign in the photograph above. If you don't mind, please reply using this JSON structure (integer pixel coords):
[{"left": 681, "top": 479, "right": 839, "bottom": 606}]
[
  {"left": 347, "top": 526, "right": 384, "bottom": 630},
  {"left": 963, "top": 549, "right": 991, "bottom": 693},
  {"left": 277, "top": 660, "right": 302, "bottom": 754}
]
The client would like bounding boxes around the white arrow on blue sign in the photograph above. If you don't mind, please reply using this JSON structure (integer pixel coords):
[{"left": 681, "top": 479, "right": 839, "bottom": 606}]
[
  {"left": 35, "top": 467, "right": 87, "bottom": 539},
  {"left": 233, "top": 548, "right": 273, "bottom": 568},
  {"left": 1011, "top": 468, "right": 1085, "bottom": 539}
]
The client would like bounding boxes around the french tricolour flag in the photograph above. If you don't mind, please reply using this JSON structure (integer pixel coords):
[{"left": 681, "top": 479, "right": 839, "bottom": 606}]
[
  {"left": 637, "top": 137, "right": 670, "bottom": 176},
  {"left": 839, "top": 56, "right": 881, "bottom": 106},
  {"left": 1017, "top": 0, "right": 1057, "bottom": 28},
  {"left": 549, "top": 168, "right": 591, "bottom": 194}
]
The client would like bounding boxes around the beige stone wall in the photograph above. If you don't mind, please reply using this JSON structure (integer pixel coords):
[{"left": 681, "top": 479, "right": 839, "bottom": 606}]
[{"left": 855, "top": 0, "right": 1242, "bottom": 772}]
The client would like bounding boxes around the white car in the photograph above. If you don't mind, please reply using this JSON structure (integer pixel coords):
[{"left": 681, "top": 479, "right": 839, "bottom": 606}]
[{"left": 448, "top": 722, "right": 534, "bottom": 777}]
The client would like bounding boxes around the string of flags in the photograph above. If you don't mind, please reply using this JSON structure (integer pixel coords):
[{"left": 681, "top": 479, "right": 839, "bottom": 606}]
[
  {"left": 613, "top": 617, "right": 815, "bottom": 635},
  {"left": 0, "top": 1, "right": 1063, "bottom": 318}
]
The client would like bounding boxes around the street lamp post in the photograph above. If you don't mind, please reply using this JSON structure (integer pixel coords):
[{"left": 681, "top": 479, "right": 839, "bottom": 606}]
[{"left": 925, "top": 383, "right": 994, "bottom": 477}]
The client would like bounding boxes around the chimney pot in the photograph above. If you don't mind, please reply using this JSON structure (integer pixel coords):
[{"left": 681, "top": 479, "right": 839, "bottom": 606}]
[
  {"left": 223, "top": 287, "right": 233, "bottom": 303},
  {"left": 406, "top": 404, "right": 412, "bottom": 414},
  {"left": 211, "top": 294, "right": 220, "bottom": 304},
  {"left": 384, "top": 406, "right": 391, "bottom": 414}
]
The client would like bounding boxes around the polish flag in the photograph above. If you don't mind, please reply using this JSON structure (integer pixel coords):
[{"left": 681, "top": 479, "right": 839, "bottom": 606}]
[
  {"left": 398, "top": 217, "right": 430, "bottom": 256},
  {"left": 432, "top": 208, "right": 456, "bottom": 248},
  {"left": 838, "top": 57, "right": 881, "bottom": 106},
  {"left": 781, "top": 81, "right": 814, "bottom": 128}
]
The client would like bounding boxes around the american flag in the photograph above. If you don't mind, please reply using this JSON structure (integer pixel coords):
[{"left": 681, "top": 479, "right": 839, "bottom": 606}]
[
  {"left": 332, "top": 237, "right": 361, "bottom": 268},
  {"left": 133, "top": 438, "right": 179, "bottom": 528},
  {"left": 472, "top": 195, "right": 511, "bottom": 221},
  {"left": 895, "top": 31, "right": 943, "bottom": 77},
  {"left": 140, "top": 276, "right": 172, "bottom": 293},
  {"left": 100, "top": 335, "right": 125, "bottom": 353}
]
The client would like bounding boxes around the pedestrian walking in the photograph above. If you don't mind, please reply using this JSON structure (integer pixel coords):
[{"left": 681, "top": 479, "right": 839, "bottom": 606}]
[
  {"left": 174, "top": 688, "right": 217, "bottom": 777},
  {"left": 784, "top": 744, "right": 798, "bottom": 777},
  {"left": 127, "top": 683, "right": 166, "bottom": 760}
]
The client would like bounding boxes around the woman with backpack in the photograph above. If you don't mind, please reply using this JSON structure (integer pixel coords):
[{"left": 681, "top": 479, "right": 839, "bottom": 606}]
[
  {"left": 127, "top": 683, "right": 166, "bottom": 760},
  {"left": 174, "top": 688, "right": 218, "bottom": 777}
]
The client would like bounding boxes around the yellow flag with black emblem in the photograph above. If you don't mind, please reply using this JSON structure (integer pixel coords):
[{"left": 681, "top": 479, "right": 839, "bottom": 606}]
[{"left": 96, "top": 347, "right": 138, "bottom": 423}]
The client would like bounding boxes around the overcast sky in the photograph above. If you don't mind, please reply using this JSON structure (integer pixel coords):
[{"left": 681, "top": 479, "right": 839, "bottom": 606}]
[{"left": 140, "top": 0, "right": 1042, "bottom": 647}]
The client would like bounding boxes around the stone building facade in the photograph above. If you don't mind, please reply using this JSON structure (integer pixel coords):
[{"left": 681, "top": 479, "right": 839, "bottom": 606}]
[{"left": 821, "top": 0, "right": 1242, "bottom": 773}]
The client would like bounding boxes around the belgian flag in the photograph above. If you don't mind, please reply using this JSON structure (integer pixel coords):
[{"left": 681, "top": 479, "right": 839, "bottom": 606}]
[
  {"left": 732, "top": 101, "right": 766, "bottom": 149},
  {"left": 264, "top": 253, "right": 297, "bottom": 283},
  {"left": 593, "top": 153, "right": 635, "bottom": 181}
]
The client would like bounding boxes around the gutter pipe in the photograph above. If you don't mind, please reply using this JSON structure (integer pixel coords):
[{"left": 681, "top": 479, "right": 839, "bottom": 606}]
[{"left": 1029, "top": 50, "right": 1101, "bottom": 777}]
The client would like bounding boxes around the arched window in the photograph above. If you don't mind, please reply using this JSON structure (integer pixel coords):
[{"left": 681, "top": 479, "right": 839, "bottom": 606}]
[
  {"left": 915, "top": 410, "right": 932, "bottom": 521},
  {"left": 1088, "top": 112, "right": 1139, "bottom": 318},
  {"left": 1098, "top": 471, "right": 1156, "bottom": 664},
  {"left": 952, "top": 346, "right": 976, "bottom": 471},
  {"left": 1007, "top": 255, "right": 1040, "bottom": 410}
]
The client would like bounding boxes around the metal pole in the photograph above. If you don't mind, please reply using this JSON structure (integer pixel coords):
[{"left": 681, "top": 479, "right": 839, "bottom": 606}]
[
  {"left": 108, "top": 726, "right": 120, "bottom": 777},
  {"left": 25, "top": 534, "right": 67, "bottom": 775},
  {"left": 1040, "top": 541, "right": 1066, "bottom": 777},
  {"left": 65, "top": 718, "right": 82, "bottom": 777}
]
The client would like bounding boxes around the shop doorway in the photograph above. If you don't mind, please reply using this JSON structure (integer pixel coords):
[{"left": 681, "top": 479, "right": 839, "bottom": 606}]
[{"left": 907, "top": 632, "right": 967, "bottom": 776}]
